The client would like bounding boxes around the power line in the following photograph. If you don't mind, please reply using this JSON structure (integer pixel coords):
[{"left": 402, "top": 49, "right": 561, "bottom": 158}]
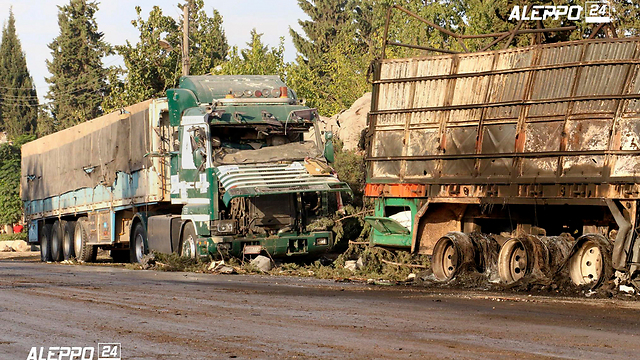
[
  {"left": 0, "top": 55, "right": 123, "bottom": 91},
  {"left": 0, "top": 79, "right": 106, "bottom": 101},
  {"left": 0, "top": 87, "right": 108, "bottom": 108}
]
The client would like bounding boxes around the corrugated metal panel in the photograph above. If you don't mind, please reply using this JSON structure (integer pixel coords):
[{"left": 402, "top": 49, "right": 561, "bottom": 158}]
[
  {"left": 214, "top": 162, "right": 350, "bottom": 204},
  {"left": 369, "top": 38, "right": 640, "bottom": 184}
]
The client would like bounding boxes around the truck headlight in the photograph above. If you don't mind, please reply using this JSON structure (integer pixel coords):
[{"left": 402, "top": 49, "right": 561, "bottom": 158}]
[
  {"left": 316, "top": 237, "right": 328, "bottom": 246},
  {"left": 211, "top": 220, "right": 236, "bottom": 235}
]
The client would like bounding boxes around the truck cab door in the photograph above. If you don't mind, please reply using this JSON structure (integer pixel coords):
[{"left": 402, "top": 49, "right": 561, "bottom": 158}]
[{"left": 171, "top": 122, "right": 212, "bottom": 203}]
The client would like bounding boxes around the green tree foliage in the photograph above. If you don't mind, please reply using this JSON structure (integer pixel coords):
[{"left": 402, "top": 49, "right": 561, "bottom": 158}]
[
  {"left": 287, "top": 39, "right": 370, "bottom": 116},
  {"left": 332, "top": 140, "right": 366, "bottom": 206},
  {"left": 105, "top": 0, "right": 228, "bottom": 111},
  {"left": 290, "top": 0, "right": 355, "bottom": 65},
  {"left": 288, "top": 0, "right": 367, "bottom": 116},
  {"left": 0, "top": 9, "right": 38, "bottom": 139},
  {"left": 612, "top": 0, "right": 640, "bottom": 36},
  {"left": 216, "top": 29, "right": 285, "bottom": 76},
  {"left": 44, "top": 0, "right": 110, "bottom": 133},
  {"left": 187, "top": 0, "right": 229, "bottom": 75},
  {"left": 0, "top": 134, "right": 34, "bottom": 226},
  {"left": 103, "top": 5, "right": 179, "bottom": 110}
]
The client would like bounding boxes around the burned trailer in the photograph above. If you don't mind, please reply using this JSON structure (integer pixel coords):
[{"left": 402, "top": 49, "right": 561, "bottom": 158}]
[{"left": 365, "top": 5, "right": 640, "bottom": 287}]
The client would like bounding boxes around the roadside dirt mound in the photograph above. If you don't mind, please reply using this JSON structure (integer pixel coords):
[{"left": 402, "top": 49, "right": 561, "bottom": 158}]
[
  {"left": 306, "top": 93, "right": 371, "bottom": 151},
  {"left": 332, "top": 93, "right": 371, "bottom": 151}
]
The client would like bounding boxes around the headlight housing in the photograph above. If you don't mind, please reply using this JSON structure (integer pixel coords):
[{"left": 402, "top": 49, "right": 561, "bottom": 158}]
[{"left": 211, "top": 220, "right": 236, "bottom": 235}]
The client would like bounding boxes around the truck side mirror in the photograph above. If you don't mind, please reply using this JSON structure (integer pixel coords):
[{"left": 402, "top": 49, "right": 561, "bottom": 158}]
[
  {"left": 193, "top": 146, "right": 206, "bottom": 171},
  {"left": 189, "top": 127, "right": 207, "bottom": 172},
  {"left": 324, "top": 131, "right": 335, "bottom": 164}
]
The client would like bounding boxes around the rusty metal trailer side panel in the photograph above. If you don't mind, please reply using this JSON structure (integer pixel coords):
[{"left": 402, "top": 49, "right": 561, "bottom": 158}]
[{"left": 368, "top": 38, "right": 640, "bottom": 188}]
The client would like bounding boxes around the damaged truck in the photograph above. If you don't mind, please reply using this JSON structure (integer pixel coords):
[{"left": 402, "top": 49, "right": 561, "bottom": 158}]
[
  {"left": 22, "top": 75, "right": 350, "bottom": 263},
  {"left": 365, "top": 6, "right": 640, "bottom": 288}
]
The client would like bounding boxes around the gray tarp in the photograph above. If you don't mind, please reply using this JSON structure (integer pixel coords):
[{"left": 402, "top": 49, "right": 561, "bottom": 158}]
[
  {"left": 213, "top": 141, "right": 322, "bottom": 165},
  {"left": 21, "top": 100, "right": 152, "bottom": 201}
]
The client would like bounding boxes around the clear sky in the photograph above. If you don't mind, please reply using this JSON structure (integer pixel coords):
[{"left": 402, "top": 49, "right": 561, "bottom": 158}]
[{"left": 0, "top": 0, "right": 307, "bottom": 102}]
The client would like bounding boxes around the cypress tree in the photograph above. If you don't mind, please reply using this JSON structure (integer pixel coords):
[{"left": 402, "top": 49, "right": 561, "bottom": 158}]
[
  {"left": 290, "top": 0, "right": 355, "bottom": 67},
  {"left": 45, "top": 0, "right": 109, "bottom": 131},
  {"left": 0, "top": 9, "right": 38, "bottom": 139}
]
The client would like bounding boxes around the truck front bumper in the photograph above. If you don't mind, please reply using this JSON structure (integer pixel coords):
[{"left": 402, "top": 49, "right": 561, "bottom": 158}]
[{"left": 200, "top": 231, "right": 334, "bottom": 259}]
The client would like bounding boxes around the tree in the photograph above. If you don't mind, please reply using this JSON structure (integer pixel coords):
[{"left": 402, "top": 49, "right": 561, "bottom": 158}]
[
  {"left": 290, "top": 0, "right": 355, "bottom": 66},
  {"left": 0, "top": 9, "right": 38, "bottom": 139},
  {"left": 216, "top": 29, "right": 285, "bottom": 76},
  {"left": 104, "top": 0, "right": 228, "bottom": 111},
  {"left": 288, "top": 0, "right": 372, "bottom": 115},
  {"left": 0, "top": 134, "right": 34, "bottom": 227},
  {"left": 612, "top": 0, "right": 640, "bottom": 36},
  {"left": 103, "top": 5, "right": 179, "bottom": 110},
  {"left": 187, "top": 0, "right": 229, "bottom": 75},
  {"left": 44, "top": 0, "right": 110, "bottom": 133}
]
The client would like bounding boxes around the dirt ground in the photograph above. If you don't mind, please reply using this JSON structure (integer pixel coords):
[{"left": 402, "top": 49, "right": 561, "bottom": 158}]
[{"left": 1, "top": 253, "right": 640, "bottom": 359}]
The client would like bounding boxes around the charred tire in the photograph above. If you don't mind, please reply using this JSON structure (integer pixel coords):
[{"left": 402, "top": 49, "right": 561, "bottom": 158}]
[
  {"left": 130, "top": 222, "right": 147, "bottom": 264},
  {"left": 498, "top": 235, "right": 573, "bottom": 284},
  {"left": 568, "top": 234, "right": 612, "bottom": 287},
  {"left": 180, "top": 222, "right": 197, "bottom": 260},
  {"left": 39, "top": 223, "right": 53, "bottom": 262},
  {"left": 74, "top": 218, "right": 96, "bottom": 262},
  {"left": 62, "top": 221, "right": 76, "bottom": 261},
  {"left": 50, "top": 220, "right": 66, "bottom": 262},
  {"left": 432, "top": 232, "right": 475, "bottom": 281}
]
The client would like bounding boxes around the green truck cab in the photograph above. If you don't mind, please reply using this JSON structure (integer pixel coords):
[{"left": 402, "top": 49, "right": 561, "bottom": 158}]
[{"left": 165, "top": 75, "right": 350, "bottom": 260}]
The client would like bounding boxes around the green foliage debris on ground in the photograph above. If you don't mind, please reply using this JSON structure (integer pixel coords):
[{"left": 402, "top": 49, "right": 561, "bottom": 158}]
[
  {"left": 124, "top": 241, "right": 431, "bottom": 285},
  {"left": 0, "top": 232, "right": 27, "bottom": 241}
]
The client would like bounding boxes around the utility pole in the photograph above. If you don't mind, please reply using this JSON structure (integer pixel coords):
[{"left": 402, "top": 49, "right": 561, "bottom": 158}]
[{"left": 182, "top": 2, "right": 190, "bottom": 76}]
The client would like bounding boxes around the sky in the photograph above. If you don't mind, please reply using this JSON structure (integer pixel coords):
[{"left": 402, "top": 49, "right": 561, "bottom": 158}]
[{"left": 0, "top": 0, "right": 307, "bottom": 103}]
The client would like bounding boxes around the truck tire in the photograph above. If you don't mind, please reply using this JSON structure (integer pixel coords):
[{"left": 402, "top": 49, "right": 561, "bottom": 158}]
[
  {"left": 62, "top": 221, "right": 76, "bottom": 261},
  {"left": 74, "top": 218, "right": 96, "bottom": 262},
  {"left": 51, "top": 220, "right": 66, "bottom": 262},
  {"left": 180, "top": 222, "right": 197, "bottom": 259},
  {"left": 39, "top": 223, "right": 53, "bottom": 262},
  {"left": 130, "top": 222, "right": 147, "bottom": 263}
]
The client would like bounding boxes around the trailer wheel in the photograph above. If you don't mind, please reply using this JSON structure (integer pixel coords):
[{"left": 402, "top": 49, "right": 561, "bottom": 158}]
[
  {"left": 39, "top": 223, "right": 53, "bottom": 262},
  {"left": 62, "top": 221, "right": 76, "bottom": 261},
  {"left": 51, "top": 220, "right": 66, "bottom": 262},
  {"left": 180, "top": 222, "right": 197, "bottom": 260},
  {"left": 568, "top": 234, "right": 612, "bottom": 287},
  {"left": 498, "top": 239, "right": 529, "bottom": 283},
  {"left": 74, "top": 218, "right": 96, "bottom": 262},
  {"left": 130, "top": 222, "right": 147, "bottom": 263},
  {"left": 431, "top": 232, "right": 475, "bottom": 281}
]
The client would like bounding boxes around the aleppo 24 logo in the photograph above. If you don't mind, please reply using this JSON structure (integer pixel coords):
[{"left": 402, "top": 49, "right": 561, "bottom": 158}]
[{"left": 509, "top": 1, "right": 613, "bottom": 24}]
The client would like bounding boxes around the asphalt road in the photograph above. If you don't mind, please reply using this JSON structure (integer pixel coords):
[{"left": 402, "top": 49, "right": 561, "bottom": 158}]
[{"left": 0, "top": 258, "right": 639, "bottom": 359}]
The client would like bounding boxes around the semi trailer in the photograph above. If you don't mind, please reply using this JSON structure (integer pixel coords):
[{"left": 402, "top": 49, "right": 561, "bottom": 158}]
[
  {"left": 22, "top": 75, "right": 349, "bottom": 263},
  {"left": 365, "top": 6, "right": 640, "bottom": 288}
]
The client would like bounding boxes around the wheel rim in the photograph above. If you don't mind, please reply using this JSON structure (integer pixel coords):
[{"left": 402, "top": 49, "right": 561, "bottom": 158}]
[
  {"left": 74, "top": 227, "right": 82, "bottom": 257},
  {"left": 498, "top": 239, "right": 528, "bottom": 283},
  {"left": 135, "top": 233, "right": 145, "bottom": 262},
  {"left": 181, "top": 235, "right": 196, "bottom": 259},
  {"left": 569, "top": 240, "right": 603, "bottom": 285},
  {"left": 508, "top": 244, "right": 527, "bottom": 282}
]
